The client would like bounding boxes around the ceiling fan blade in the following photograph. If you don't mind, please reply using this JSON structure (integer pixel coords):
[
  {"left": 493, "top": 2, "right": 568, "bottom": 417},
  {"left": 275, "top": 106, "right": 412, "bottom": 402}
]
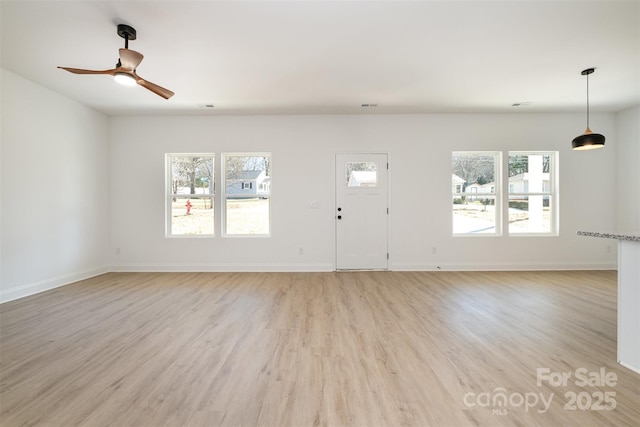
[
  {"left": 134, "top": 74, "right": 175, "bottom": 99},
  {"left": 58, "top": 66, "right": 116, "bottom": 75},
  {"left": 119, "top": 48, "right": 144, "bottom": 70}
]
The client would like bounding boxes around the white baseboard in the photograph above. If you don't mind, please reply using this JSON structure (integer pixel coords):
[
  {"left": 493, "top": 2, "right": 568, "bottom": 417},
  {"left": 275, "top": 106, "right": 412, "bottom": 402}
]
[
  {"left": 110, "top": 262, "right": 335, "bottom": 273},
  {"left": 111, "top": 261, "right": 617, "bottom": 273},
  {"left": 391, "top": 261, "right": 617, "bottom": 271},
  {"left": 0, "top": 266, "right": 110, "bottom": 304},
  {"left": 618, "top": 361, "right": 640, "bottom": 375}
]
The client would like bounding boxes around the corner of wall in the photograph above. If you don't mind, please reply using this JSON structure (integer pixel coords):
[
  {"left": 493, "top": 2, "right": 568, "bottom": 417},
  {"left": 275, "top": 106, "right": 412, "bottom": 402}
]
[{"left": 615, "top": 106, "right": 640, "bottom": 233}]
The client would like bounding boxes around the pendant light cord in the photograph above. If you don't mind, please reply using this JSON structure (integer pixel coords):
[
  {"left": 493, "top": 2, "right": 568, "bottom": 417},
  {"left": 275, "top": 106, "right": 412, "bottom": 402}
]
[{"left": 586, "top": 72, "right": 590, "bottom": 128}]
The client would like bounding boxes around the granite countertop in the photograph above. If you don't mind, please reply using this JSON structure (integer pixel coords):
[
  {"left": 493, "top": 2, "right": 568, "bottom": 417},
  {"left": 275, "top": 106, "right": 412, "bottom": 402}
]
[{"left": 577, "top": 231, "right": 640, "bottom": 242}]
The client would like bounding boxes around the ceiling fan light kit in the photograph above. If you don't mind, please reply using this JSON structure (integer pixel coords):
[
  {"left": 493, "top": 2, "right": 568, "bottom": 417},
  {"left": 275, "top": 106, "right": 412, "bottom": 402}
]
[
  {"left": 114, "top": 72, "right": 137, "bottom": 86},
  {"left": 572, "top": 68, "right": 605, "bottom": 151},
  {"left": 58, "top": 24, "right": 174, "bottom": 99}
]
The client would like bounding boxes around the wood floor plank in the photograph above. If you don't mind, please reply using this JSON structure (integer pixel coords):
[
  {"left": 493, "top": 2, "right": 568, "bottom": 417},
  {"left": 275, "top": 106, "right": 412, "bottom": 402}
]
[{"left": 1, "top": 271, "right": 639, "bottom": 426}]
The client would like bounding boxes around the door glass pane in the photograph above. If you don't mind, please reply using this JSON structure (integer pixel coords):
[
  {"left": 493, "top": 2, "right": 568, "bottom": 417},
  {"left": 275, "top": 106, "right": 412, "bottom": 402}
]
[{"left": 346, "top": 162, "right": 377, "bottom": 187}]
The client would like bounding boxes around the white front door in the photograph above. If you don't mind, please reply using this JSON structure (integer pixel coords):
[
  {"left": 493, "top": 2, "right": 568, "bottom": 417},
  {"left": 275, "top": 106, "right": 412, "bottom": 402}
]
[{"left": 335, "top": 153, "right": 389, "bottom": 270}]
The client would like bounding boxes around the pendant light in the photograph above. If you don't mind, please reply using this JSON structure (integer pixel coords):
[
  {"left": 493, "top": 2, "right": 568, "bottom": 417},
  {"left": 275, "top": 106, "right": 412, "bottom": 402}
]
[{"left": 572, "top": 68, "right": 605, "bottom": 150}]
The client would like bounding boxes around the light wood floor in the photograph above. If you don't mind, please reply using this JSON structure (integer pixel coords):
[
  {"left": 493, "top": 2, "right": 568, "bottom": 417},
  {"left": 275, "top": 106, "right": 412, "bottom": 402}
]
[{"left": 1, "top": 271, "right": 639, "bottom": 426}]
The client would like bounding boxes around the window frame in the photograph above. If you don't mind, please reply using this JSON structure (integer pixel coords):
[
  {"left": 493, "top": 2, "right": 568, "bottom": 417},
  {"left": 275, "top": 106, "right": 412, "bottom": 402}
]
[
  {"left": 451, "top": 151, "right": 502, "bottom": 237},
  {"left": 507, "top": 151, "right": 559, "bottom": 237},
  {"left": 165, "top": 153, "right": 216, "bottom": 238},
  {"left": 222, "top": 152, "right": 272, "bottom": 238},
  {"left": 451, "top": 150, "right": 559, "bottom": 237}
]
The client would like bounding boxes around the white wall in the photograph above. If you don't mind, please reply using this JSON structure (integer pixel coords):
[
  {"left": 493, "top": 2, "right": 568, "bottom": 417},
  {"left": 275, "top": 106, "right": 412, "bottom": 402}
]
[
  {"left": 1, "top": 68, "right": 624, "bottom": 304},
  {"left": 616, "top": 106, "right": 640, "bottom": 234},
  {"left": 0, "top": 69, "right": 110, "bottom": 302},
  {"left": 109, "top": 113, "right": 618, "bottom": 272}
]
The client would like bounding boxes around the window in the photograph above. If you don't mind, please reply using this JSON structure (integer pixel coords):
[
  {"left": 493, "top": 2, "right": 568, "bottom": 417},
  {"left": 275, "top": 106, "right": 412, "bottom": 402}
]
[
  {"left": 223, "top": 153, "right": 271, "bottom": 236},
  {"left": 346, "top": 162, "right": 378, "bottom": 187},
  {"left": 452, "top": 152, "right": 501, "bottom": 235},
  {"left": 451, "top": 151, "right": 558, "bottom": 236},
  {"left": 166, "top": 154, "right": 214, "bottom": 236},
  {"left": 508, "top": 152, "right": 557, "bottom": 235}
]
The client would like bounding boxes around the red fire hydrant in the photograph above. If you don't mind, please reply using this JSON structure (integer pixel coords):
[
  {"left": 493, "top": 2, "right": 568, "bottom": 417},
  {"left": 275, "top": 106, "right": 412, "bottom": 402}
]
[{"left": 185, "top": 199, "right": 192, "bottom": 215}]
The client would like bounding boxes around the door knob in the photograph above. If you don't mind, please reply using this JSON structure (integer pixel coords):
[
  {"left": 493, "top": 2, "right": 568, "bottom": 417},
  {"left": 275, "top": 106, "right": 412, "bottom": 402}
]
[{"left": 337, "top": 215, "right": 342, "bottom": 220}]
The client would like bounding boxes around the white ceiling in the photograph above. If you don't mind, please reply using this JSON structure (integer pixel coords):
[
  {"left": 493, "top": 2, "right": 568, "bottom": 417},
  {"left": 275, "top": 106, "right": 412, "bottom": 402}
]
[{"left": 1, "top": 0, "right": 639, "bottom": 116}]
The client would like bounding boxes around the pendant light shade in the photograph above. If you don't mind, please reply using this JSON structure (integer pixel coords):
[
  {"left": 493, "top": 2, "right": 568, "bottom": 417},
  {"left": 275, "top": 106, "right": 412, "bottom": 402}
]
[
  {"left": 572, "top": 128, "right": 606, "bottom": 150},
  {"left": 572, "top": 68, "right": 605, "bottom": 150}
]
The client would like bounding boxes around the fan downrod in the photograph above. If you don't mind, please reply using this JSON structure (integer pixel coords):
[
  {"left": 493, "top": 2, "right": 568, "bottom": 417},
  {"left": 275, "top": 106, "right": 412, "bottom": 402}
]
[{"left": 117, "top": 24, "right": 137, "bottom": 42}]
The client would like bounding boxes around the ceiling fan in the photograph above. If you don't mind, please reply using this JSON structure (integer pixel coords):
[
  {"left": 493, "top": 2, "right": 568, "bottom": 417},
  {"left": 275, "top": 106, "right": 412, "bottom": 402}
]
[{"left": 58, "top": 24, "right": 174, "bottom": 99}]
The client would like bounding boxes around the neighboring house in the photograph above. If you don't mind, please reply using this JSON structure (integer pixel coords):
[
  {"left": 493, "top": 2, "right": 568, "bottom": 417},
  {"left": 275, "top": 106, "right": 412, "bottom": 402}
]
[
  {"left": 348, "top": 170, "right": 377, "bottom": 187},
  {"left": 452, "top": 174, "right": 466, "bottom": 193},
  {"left": 465, "top": 182, "right": 495, "bottom": 200},
  {"left": 459, "top": 173, "right": 550, "bottom": 203},
  {"left": 226, "top": 170, "right": 270, "bottom": 198},
  {"left": 508, "top": 172, "right": 550, "bottom": 193}
]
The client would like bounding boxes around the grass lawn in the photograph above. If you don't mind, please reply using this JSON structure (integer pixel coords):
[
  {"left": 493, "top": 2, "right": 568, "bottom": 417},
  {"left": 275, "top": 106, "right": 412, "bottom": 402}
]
[{"left": 171, "top": 197, "right": 269, "bottom": 235}]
